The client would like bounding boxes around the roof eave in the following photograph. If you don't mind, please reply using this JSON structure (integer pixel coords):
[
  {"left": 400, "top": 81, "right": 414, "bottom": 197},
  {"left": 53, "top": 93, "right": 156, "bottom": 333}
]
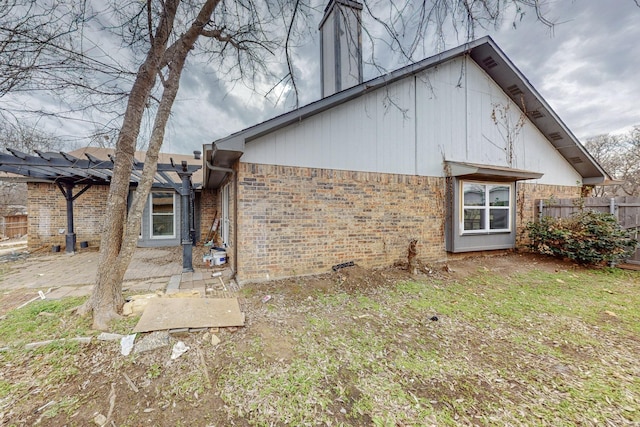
[
  {"left": 468, "top": 38, "right": 610, "bottom": 183},
  {"left": 446, "top": 161, "right": 543, "bottom": 181},
  {"left": 206, "top": 36, "right": 610, "bottom": 185}
]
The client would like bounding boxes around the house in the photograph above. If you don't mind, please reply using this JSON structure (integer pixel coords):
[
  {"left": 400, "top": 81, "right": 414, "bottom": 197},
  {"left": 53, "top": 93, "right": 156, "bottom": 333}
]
[
  {"left": 201, "top": 0, "right": 610, "bottom": 283},
  {"left": 0, "top": 0, "right": 611, "bottom": 280}
]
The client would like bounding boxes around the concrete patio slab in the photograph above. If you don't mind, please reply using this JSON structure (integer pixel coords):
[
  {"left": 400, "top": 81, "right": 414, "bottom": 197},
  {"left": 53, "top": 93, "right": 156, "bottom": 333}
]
[{"left": 0, "top": 246, "right": 239, "bottom": 312}]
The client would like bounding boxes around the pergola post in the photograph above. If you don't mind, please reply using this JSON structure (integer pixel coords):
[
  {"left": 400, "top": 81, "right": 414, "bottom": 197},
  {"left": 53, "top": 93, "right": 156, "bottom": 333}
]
[
  {"left": 55, "top": 182, "right": 93, "bottom": 254},
  {"left": 177, "top": 162, "right": 194, "bottom": 273},
  {"left": 63, "top": 182, "right": 76, "bottom": 253}
]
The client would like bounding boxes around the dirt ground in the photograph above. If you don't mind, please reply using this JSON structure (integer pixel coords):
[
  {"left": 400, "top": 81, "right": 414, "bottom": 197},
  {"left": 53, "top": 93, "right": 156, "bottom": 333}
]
[{"left": 0, "top": 251, "right": 597, "bottom": 426}]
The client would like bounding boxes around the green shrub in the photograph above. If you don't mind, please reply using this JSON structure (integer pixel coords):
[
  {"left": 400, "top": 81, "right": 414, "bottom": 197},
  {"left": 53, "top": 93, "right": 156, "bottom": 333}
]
[{"left": 527, "top": 210, "right": 638, "bottom": 265}]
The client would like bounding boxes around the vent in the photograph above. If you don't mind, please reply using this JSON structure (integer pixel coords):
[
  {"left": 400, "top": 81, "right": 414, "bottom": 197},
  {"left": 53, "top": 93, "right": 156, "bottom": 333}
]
[
  {"left": 569, "top": 156, "right": 584, "bottom": 164},
  {"left": 548, "top": 132, "right": 563, "bottom": 141},
  {"left": 528, "top": 110, "right": 544, "bottom": 119},
  {"left": 482, "top": 56, "right": 498, "bottom": 69},
  {"left": 506, "top": 84, "right": 523, "bottom": 97}
]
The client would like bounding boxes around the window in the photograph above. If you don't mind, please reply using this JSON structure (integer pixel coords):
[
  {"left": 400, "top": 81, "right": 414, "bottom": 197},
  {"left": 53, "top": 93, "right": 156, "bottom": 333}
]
[
  {"left": 461, "top": 182, "right": 511, "bottom": 233},
  {"left": 150, "top": 191, "right": 175, "bottom": 238}
]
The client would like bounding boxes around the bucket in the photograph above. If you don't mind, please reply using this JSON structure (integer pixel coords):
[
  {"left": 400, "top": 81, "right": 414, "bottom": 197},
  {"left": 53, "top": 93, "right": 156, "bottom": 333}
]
[
  {"left": 212, "top": 251, "right": 227, "bottom": 266},
  {"left": 202, "top": 255, "right": 213, "bottom": 267}
]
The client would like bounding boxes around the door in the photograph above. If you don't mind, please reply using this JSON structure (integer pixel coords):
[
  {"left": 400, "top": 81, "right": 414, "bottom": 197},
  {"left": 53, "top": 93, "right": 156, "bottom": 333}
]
[{"left": 221, "top": 183, "right": 230, "bottom": 247}]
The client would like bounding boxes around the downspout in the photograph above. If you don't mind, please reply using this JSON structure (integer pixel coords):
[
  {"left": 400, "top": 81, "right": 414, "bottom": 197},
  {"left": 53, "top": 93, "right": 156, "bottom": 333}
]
[
  {"left": 414, "top": 75, "right": 418, "bottom": 175},
  {"left": 233, "top": 165, "right": 239, "bottom": 282},
  {"left": 464, "top": 55, "right": 469, "bottom": 159}
]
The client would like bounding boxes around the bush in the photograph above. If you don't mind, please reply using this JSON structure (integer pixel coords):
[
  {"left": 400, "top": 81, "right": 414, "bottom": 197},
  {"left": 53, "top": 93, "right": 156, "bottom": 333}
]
[{"left": 527, "top": 210, "right": 638, "bottom": 265}]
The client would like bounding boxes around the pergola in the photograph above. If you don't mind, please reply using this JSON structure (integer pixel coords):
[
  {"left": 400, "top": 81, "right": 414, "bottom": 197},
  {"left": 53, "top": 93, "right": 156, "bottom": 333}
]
[{"left": 0, "top": 148, "right": 201, "bottom": 271}]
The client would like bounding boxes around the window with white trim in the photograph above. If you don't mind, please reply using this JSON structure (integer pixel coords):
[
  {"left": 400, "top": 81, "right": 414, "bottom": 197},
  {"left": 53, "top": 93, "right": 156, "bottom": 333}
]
[
  {"left": 150, "top": 191, "right": 175, "bottom": 238},
  {"left": 461, "top": 181, "right": 511, "bottom": 233}
]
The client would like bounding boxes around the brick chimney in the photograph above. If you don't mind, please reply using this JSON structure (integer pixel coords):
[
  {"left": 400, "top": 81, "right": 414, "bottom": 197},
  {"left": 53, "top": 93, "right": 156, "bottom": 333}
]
[{"left": 319, "top": 0, "right": 363, "bottom": 97}]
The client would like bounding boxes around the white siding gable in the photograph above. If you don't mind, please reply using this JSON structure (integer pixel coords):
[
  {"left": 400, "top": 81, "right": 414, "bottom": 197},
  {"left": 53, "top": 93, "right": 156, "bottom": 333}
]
[
  {"left": 243, "top": 78, "right": 417, "bottom": 175},
  {"left": 242, "top": 56, "right": 582, "bottom": 186}
]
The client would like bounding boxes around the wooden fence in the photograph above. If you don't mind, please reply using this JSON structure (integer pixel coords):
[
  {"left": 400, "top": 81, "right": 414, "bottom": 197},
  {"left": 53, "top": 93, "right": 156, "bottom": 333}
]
[
  {"left": 537, "top": 197, "right": 640, "bottom": 264},
  {"left": 0, "top": 214, "right": 28, "bottom": 239}
]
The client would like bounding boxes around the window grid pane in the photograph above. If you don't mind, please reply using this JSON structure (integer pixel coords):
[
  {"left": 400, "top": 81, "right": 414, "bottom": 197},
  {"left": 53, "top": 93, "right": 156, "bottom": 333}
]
[
  {"left": 464, "top": 208, "right": 485, "bottom": 230},
  {"left": 463, "top": 184, "right": 485, "bottom": 206},
  {"left": 151, "top": 192, "right": 174, "bottom": 238},
  {"left": 489, "top": 208, "right": 509, "bottom": 230},
  {"left": 461, "top": 182, "right": 511, "bottom": 233},
  {"left": 488, "top": 185, "right": 510, "bottom": 206}
]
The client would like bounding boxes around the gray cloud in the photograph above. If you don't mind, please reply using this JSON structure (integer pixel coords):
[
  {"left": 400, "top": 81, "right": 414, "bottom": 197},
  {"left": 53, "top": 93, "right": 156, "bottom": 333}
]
[
  {"left": 492, "top": 0, "right": 640, "bottom": 139},
  {"left": 3, "top": 1, "right": 638, "bottom": 154}
]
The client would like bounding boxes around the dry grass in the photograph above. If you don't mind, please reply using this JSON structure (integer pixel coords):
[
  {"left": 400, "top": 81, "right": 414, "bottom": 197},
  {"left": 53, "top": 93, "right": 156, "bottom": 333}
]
[{"left": 1, "top": 256, "right": 639, "bottom": 426}]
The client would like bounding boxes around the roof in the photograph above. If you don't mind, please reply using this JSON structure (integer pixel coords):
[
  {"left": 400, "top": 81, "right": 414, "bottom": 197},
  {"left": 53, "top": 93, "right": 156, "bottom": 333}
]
[
  {"left": 204, "top": 36, "right": 610, "bottom": 188},
  {"left": 0, "top": 146, "right": 202, "bottom": 190},
  {"left": 445, "top": 161, "right": 544, "bottom": 182}
]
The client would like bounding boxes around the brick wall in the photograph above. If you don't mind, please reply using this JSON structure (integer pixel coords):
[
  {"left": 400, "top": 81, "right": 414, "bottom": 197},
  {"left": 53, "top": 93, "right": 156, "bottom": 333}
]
[
  {"left": 199, "top": 187, "right": 218, "bottom": 244},
  {"left": 515, "top": 182, "right": 581, "bottom": 247},
  {"left": 27, "top": 183, "right": 109, "bottom": 250},
  {"left": 229, "top": 164, "right": 584, "bottom": 282},
  {"left": 235, "top": 163, "right": 446, "bottom": 282}
]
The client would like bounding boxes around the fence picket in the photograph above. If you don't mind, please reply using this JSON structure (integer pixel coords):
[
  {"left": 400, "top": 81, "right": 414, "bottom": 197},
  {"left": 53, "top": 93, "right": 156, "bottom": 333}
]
[{"left": 1, "top": 214, "right": 27, "bottom": 239}]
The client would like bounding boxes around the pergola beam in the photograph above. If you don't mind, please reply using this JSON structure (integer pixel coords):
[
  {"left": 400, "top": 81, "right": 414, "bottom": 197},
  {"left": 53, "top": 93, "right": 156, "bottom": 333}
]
[{"left": 0, "top": 150, "right": 200, "bottom": 173}]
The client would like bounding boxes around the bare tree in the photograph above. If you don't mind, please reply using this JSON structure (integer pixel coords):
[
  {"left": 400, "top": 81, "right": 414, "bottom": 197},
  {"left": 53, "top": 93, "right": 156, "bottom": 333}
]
[
  {"left": 0, "top": 1, "right": 135, "bottom": 133},
  {"left": 0, "top": 121, "right": 65, "bottom": 153},
  {"left": 4, "top": 0, "right": 631, "bottom": 329},
  {"left": 0, "top": 122, "right": 65, "bottom": 215},
  {"left": 73, "top": 0, "right": 286, "bottom": 329},
  {"left": 584, "top": 127, "right": 640, "bottom": 197}
]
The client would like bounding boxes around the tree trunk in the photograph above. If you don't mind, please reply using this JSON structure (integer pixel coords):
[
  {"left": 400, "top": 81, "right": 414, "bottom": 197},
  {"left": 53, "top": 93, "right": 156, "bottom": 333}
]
[
  {"left": 103, "top": 0, "right": 219, "bottom": 311},
  {"left": 78, "top": 0, "right": 181, "bottom": 330},
  {"left": 79, "top": 0, "right": 219, "bottom": 330}
]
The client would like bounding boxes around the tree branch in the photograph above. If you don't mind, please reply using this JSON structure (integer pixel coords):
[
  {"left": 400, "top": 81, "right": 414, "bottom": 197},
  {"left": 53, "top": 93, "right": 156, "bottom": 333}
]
[
  {"left": 200, "top": 28, "right": 242, "bottom": 49},
  {"left": 147, "top": 0, "right": 154, "bottom": 45},
  {"left": 284, "top": 0, "right": 301, "bottom": 108}
]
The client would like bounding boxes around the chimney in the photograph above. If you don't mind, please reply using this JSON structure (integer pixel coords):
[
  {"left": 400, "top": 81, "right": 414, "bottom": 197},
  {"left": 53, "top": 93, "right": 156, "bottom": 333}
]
[{"left": 319, "top": 0, "right": 363, "bottom": 97}]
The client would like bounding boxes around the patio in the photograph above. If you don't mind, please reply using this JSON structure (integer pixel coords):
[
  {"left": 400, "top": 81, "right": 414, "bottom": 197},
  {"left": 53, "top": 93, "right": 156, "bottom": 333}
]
[{"left": 0, "top": 245, "right": 235, "bottom": 304}]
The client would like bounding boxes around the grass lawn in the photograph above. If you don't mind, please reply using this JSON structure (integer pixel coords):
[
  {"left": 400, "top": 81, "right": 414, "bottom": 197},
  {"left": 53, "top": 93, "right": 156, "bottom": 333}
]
[{"left": 1, "top": 257, "right": 639, "bottom": 426}]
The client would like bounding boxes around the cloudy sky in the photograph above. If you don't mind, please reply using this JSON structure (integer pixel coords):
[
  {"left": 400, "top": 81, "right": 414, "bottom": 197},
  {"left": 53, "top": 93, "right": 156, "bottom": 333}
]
[
  {"left": 158, "top": 0, "right": 640, "bottom": 154},
  {"left": 491, "top": 0, "right": 640, "bottom": 140},
  {"left": 3, "top": 1, "right": 639, "bottom": 154}
]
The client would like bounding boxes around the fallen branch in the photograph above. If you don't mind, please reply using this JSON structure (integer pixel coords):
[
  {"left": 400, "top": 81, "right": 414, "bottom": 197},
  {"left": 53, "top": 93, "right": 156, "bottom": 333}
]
[
  {"left": 24, "top": 336, "right": 92, "bottom": 350},
  {"left": 15, "top": 288, "right": 53, "bottom": 310},
  {"left": 122, "top": 372, "right": 139, "bottom": 393},
  {"left": 36, "top": 400, "right": 56, "bottom": 413},
  {"left": 197, "top": 346, "right": 212, "bottom": 389},
  {"left": 105, "top": 382, "right": 116, "bottom": 425}
]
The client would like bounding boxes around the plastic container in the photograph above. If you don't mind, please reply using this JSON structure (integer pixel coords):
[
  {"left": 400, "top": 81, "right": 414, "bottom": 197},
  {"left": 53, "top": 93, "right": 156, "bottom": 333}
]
[{"left": 212, "top": 251, "right": 227, "bottom": 265}]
